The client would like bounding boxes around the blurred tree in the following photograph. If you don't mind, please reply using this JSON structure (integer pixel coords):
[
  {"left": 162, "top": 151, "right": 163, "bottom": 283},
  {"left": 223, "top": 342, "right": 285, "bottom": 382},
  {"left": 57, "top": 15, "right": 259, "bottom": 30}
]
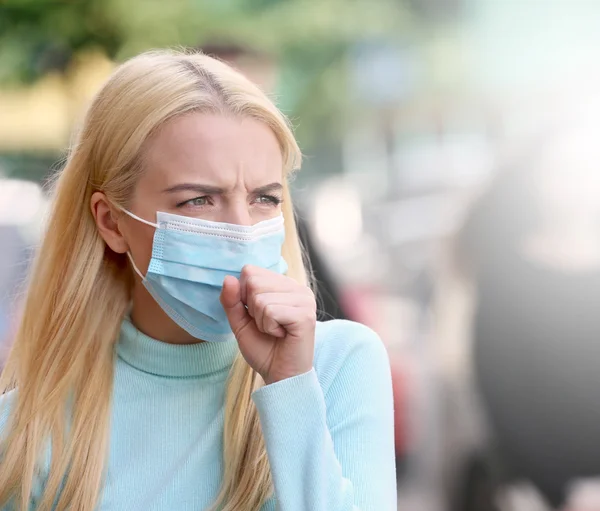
[
  {"left": 0, "top": 0, "right": 414, "bottom": 146},
  {"left": 0, "top": 0, "right": 122, "bottom": 83}
]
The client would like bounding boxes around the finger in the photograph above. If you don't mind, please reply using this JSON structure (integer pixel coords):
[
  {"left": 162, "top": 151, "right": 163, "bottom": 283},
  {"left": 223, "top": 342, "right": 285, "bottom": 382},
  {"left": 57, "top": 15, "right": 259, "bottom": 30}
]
[
  {"left": 240, "top": 265, "right": 305, "bottom": 304},
  {"left": 220, "top": 275, "right": 259, "bottom": 342},
  {"left": 247, "top": 291, "right": 310, "bottom": 318},
  {"left": 248, "top": 292, "right": 313, "bottom": 333},
  {"left": 263, "top": 314, "right": 287, "bottom": 338},
  {"left": 262, "top": 303, "right": 316, "bottom": 339},
  {"left": 240, "top": 266, "right": 294, "bottom": 304}
]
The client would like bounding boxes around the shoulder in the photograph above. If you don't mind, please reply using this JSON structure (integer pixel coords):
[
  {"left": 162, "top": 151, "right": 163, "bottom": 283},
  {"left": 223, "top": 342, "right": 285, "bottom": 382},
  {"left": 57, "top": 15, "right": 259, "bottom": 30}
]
[
  {"left": 314, "top": 319, "right": 385, "bottom": 354},
  {"left": 313, "top": 320, "right": 391, "bottom": 394}
]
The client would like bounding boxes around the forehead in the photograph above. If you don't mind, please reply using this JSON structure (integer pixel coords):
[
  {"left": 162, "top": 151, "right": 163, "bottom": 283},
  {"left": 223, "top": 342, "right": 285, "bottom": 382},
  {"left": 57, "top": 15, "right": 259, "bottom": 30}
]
[{"left": 141, "top": 112, "right": 283, "bottom": 189}]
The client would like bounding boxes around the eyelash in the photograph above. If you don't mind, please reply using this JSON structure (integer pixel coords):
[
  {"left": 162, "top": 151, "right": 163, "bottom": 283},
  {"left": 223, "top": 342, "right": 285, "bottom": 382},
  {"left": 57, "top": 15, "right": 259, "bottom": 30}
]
[
  {"left": 176, "top": 194, "right": 283, "bottom": 208},
  {"left": 176, "top": 196, "right": 212, "bottom": 208},
  {"left": 255, "top": 194, "right": 283, "bottom": 206}
]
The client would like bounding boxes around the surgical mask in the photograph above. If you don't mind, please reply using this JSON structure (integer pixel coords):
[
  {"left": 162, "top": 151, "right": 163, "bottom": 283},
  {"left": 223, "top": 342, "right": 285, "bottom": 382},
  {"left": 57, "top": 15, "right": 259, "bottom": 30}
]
[{"left": 121, "top": 209, "right": 288, "bottom": 342}]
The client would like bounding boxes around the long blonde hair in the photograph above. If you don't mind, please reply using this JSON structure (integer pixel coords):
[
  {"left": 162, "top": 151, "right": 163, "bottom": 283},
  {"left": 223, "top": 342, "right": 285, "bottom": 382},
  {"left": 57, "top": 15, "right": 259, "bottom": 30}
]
[{"left": 0, "top": 49, "right": 305, "bottom": 511}]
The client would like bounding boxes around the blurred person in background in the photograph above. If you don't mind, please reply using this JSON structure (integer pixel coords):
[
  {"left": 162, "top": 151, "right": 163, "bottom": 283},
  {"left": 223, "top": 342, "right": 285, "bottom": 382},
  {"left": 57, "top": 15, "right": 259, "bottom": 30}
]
[
  {"left": 457, "top": 115, "right": 600, "bottom": 510},
  {"left": 0, "top": 50, "right": 396, "bottom": 510}
]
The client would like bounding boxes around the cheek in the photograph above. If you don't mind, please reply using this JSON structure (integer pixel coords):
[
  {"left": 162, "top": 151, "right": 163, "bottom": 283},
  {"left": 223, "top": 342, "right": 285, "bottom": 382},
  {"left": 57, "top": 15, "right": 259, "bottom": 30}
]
[{"left": 250, "top": 205, "right": 282, "bottom": 224}]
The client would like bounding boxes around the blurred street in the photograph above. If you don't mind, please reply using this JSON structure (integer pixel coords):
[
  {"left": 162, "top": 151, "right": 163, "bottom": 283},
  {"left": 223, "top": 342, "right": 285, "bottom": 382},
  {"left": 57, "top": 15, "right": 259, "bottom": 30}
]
[{"left": 3, "top": 1, "right": 600, "bottom": 509}]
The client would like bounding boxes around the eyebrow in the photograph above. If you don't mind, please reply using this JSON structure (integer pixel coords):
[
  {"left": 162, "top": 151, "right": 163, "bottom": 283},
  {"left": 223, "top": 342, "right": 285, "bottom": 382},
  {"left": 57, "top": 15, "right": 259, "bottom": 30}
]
[
  {"left": 162, "top": 182, "right": 283, "bottom": 195},
  {"left": 253, "top": 183, "right": 283, "bottom": 195}
]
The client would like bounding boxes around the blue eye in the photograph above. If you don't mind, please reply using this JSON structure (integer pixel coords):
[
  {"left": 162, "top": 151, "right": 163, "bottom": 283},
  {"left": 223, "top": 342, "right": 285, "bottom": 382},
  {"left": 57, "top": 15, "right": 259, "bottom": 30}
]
[
  {"left": 256, "top": 194, "right": 282, "bottom": 206},
  {"left": 177, "top": 196, "right": 211, "bottom": 208},
  {"left": 190, "top": 197, "right": 208, "bottom": 206}
]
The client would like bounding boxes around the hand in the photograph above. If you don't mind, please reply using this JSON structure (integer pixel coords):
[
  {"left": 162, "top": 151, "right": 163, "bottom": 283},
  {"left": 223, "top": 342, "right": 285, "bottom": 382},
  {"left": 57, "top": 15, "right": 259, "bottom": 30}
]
[{"left": 220, "top": 265, "right": 316, "bottom": 385}]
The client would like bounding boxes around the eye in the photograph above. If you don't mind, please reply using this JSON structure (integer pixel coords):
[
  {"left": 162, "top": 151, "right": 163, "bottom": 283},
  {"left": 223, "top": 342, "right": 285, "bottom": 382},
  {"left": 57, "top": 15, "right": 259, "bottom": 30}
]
[
  {"left": 190, "top": 196, "right": 208, "bottom": 206},
  {"left": 177, "top": 196, "right": 212, "bottom": 208},
  {"left": 254, "top": 194, "right": 282, "bottom": 206}
]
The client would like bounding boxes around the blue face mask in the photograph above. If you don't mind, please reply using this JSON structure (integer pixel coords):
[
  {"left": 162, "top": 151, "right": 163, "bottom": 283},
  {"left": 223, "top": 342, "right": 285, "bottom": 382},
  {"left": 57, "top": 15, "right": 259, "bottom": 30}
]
[{"left": 122, "top": 209, "right": 288, "bottom": 342}]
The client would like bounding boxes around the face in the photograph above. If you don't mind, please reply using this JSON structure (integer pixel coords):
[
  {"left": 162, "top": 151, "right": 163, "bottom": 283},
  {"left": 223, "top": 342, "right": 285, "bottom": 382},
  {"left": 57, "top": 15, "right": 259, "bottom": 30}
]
[
  {"left": 92, "top": 112, "right": 284, "bottom": 342},
  {"left": 122, "top": 112, "right": 283, "bottom": 268}
]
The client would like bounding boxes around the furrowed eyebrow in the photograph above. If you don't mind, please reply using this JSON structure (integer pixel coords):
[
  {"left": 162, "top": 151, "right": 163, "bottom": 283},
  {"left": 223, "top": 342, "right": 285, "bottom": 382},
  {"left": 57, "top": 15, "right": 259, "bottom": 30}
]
[
  {"left": 162, "top": 182, "right": 283, "bottom": 194},
  {"left": 252, "top": 183, "right": 283, "bottom": 194},
  {"left": 162, "top": 183, "right": 225, "bottom": 194}
]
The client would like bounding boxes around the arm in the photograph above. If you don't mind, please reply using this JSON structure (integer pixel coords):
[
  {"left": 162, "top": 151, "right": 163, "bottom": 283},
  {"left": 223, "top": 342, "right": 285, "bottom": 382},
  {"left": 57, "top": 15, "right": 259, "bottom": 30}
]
[{"left": 252, "top": 324, "right": 397, "bottom": 511}]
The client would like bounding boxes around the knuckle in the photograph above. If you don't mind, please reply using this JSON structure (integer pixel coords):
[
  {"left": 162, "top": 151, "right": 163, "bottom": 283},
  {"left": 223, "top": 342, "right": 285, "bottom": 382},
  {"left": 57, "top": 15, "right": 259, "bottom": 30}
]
[
  {"left": 263, "top": 302, "right": 273, "bottom": 316},
  {"left": 305, "top": 309, "right": 317, "bottom": 325},
  {"left": 254, "top": 294, "right": 266, "bottom": 310},
  {"left": 246, "top": 275, "right": 258, "bottom": 294},
  {"left": 241, "top": 265, "right": 254, "bottom": 281}
]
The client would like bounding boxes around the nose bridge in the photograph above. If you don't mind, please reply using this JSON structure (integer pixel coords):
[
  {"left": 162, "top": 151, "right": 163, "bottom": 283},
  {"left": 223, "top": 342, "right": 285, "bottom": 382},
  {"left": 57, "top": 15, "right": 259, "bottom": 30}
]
[
  {"left": 222, "top": 170, "right": 252, "bottom": 225},
  {"left": 224, "top": 195, "right": 252, "bottom": 226}
]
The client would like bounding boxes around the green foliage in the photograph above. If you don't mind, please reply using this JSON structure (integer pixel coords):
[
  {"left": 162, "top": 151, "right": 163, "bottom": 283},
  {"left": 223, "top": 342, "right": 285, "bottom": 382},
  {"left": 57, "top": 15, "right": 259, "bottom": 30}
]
[
  {"left": 0, "top": 0, "right": 414, "bottom": 146},
  {"left": 0, "top": 0, "right": 122, "bottom": 83}
]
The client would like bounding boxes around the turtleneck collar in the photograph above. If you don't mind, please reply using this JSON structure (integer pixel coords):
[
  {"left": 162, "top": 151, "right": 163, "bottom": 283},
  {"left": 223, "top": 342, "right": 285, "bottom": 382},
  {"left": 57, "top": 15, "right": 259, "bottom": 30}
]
[{"left": 117, "top": 318, "right": 239, "bottom": 378}]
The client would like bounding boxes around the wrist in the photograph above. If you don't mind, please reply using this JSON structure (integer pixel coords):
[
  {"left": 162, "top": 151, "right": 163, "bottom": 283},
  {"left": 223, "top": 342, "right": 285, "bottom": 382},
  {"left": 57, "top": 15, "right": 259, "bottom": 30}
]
[{"left": 263, "top": 367, "right": 312, "bottom": 385}]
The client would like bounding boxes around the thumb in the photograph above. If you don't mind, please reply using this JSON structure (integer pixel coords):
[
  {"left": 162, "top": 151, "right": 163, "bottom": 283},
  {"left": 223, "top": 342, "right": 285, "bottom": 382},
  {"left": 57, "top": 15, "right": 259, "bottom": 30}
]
[{"left": 220, "top": 276, "right": 254, "bottom": 339}]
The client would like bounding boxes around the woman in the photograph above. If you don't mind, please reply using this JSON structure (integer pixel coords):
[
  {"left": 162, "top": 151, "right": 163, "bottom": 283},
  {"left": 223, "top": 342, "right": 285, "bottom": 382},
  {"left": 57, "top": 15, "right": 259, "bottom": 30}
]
[{"left": 0, "top": 50, "right": 396, "bottom": 510}]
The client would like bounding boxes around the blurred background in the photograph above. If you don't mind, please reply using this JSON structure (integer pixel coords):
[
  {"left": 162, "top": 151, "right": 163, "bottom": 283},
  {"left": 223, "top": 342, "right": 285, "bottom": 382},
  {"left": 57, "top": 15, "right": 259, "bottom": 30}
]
[{"left": 2, "top": 1, "right": 600, "bottom": 510}]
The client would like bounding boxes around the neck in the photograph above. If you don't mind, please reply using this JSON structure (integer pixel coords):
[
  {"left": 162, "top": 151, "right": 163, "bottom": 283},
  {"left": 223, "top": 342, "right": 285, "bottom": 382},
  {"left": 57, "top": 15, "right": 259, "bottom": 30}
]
[{"left": 130, "top": 283, "right": 202, "bottom": 345}]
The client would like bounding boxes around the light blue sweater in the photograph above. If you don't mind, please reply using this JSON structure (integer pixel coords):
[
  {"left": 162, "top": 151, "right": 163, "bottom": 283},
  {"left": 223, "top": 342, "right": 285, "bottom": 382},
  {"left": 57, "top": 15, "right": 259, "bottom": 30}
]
[{"left": 1, "top": 318, "right": 396, "bottom": 510}]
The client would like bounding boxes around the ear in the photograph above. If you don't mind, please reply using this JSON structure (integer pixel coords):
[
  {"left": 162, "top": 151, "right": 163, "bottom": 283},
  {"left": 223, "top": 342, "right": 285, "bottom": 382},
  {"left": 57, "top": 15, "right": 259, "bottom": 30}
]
[{"left": 91, "top": 192, "right": 129, "bottom": 254}]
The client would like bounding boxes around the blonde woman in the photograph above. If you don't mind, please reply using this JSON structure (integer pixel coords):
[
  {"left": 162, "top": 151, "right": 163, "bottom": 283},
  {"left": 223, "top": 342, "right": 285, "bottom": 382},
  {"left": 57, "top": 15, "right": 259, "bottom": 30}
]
[{"left": 0, "top": 50, "right": 395, "bottom": 511}]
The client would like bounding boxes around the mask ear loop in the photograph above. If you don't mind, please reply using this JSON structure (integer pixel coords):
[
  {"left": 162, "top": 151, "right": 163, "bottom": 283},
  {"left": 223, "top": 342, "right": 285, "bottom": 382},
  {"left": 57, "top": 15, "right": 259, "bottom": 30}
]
[
  {"left": 113, "top": 204, "right": 159, "bottom": 281},
  {"left": 126, "top": 252, "right": 146, "bottom": 281},
  {"left": 116, "top": 205, "right": 159, "bottom": 229}
]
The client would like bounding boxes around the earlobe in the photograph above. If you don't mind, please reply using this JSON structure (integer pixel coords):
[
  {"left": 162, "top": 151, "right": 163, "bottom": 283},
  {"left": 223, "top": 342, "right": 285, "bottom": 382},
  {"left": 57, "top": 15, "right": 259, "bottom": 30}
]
[{"left": 91, "top": 191, "right": 129, "bottom": 254}]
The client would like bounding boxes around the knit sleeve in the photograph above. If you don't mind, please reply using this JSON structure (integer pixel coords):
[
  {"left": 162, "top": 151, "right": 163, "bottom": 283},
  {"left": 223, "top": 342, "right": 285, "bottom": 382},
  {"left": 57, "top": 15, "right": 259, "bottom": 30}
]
[{"left": 252, "top": 321, "right": 397, "bottom": 511}]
